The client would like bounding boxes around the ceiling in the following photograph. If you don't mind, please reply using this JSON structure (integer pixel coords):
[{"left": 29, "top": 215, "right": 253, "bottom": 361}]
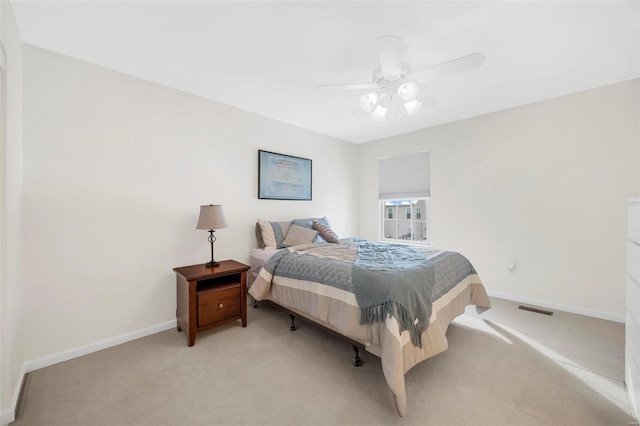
[{"left": 9, "top": 1, "right": 640, "bottom": 144}]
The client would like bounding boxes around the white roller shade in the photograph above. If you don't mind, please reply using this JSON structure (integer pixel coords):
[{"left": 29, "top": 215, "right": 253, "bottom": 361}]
[{"left": 378, "top": 151, "right": 430, "bottom": 200}]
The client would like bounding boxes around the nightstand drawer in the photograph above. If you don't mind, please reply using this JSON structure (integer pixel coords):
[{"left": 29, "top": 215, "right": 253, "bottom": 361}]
[{"left": 197, "top": 284, "right": 241, "bottom": 327}]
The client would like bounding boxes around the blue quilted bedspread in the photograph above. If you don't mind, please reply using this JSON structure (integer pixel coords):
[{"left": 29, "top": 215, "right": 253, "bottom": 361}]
[{"left": 261, "top": 239, "right": 477, "bottom": 347}]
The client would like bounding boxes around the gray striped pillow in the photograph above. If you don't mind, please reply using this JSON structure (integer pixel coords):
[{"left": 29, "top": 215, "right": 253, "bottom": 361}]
[{"left": 312, "top": 220, "right": 339, "bottom": 243}]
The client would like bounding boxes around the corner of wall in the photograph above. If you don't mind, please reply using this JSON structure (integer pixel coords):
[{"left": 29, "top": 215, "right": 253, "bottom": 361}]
[{"left": 0, "top": 0, "right": 25, "bottom": 422}]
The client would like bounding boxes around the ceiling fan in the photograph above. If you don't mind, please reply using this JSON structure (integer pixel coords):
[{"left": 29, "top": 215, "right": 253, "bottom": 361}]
[{"left": 315, "top": 35, "right": 485, "bottom": 122}]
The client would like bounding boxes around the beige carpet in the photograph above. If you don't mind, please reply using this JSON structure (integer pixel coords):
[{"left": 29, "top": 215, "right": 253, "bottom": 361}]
[{"left": 13, "top": 298, "right": 637, "bottom": 425}]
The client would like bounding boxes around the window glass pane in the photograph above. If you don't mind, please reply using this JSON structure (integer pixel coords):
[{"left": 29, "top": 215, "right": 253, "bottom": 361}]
[{"left": 381, "top": 199, "right": 429, "bottom": 244}]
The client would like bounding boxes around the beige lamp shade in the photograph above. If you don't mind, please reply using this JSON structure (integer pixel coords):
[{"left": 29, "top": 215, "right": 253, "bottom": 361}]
[{"left": 196, "top": 205, "right": 228, "bottom": 230}]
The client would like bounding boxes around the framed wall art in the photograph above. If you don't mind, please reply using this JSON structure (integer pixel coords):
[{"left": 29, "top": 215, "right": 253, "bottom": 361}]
[{"left": 258, "top": 150, "right": 312, "bottom": 200}]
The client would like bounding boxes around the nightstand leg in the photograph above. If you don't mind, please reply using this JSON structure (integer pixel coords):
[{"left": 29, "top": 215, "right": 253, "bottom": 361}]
[{"left": 188, "top": 334, "right": 195, "bottom": 347}]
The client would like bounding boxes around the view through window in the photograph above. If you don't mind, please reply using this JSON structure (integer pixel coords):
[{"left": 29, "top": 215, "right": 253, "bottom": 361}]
[{"left": 381, "top": 199, "right": 430, "bottom": 244}]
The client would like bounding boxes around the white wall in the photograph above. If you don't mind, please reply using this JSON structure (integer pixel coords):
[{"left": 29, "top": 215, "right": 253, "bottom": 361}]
[
  {"left": 357, "top": 79, "right": 639, "bottom": 320},
  {"left": 22, "top": 45, "right": 358, "bottom": 362},
  {"left": 0, "top": 0, "right": 23, "bottom": 423}
]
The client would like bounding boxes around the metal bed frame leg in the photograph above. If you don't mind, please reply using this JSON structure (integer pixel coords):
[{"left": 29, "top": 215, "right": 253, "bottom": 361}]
[
  {"left": 352, "top": 345, "right": 363, "bottom": 367},
  {"left": 279, "top": 305, "right": 362, "bottom": 367},
  {"left": 289, "top": 314, "right": 297, "bottom": 331},
  {"left": 252, "top": 296, "right": 259, "bottom": 308}
]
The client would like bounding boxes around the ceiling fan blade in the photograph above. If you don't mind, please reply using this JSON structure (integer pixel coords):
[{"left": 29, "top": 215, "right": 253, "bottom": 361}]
[
  {"left": 314, "top": 83, "right": 380, "bottom": 91},
  {"left": 378, "top": 35, "right": 403, "bottom": 76},
  {"left": 420, "top": 93, "right": 438, "bottom": 109},
  {"left": 350, "top": 106, "right": 363, "bottom": 116},
  {"left": 408, "top": 52, "right": 485, "bottom": 83}
]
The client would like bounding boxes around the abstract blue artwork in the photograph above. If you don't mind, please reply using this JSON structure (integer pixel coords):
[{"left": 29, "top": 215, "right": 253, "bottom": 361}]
[{"left": 258, "top": 150, "right": 312, "bottom": 200}]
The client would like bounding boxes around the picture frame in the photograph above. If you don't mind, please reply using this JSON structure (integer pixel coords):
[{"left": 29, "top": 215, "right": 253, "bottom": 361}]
[{"left": 258, "top": 150, "right": 312, "bottom": 200}]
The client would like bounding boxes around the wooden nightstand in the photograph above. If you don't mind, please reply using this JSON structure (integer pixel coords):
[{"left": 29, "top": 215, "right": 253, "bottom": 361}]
[{"left": 173, "top": 260, "right": 251, "bottom": 346}]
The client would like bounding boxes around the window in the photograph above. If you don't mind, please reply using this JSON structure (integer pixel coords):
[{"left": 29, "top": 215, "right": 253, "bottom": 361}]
[
  {"left": 379, "top": 151, "right": 430, "bottom": 245},
  {"left": 381, "top": 199, "right": 430, "bottom": 243}
]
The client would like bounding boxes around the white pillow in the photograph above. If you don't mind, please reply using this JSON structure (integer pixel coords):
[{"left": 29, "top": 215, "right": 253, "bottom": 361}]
[
  {"left": 282, "top": 224, "right": 318, "bottom": 247},
  {"left": 257, "top": 219, "right": 291, "bottom": 250}
]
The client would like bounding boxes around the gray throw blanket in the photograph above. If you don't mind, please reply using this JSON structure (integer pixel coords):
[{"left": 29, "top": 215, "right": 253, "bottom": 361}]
[{"left": 353, "top": 241, "right": 434, "bottom": 347}]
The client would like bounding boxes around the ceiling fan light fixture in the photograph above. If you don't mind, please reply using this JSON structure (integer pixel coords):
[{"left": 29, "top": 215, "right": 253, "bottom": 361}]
[
  {"left": 397, "top": 80, "right": 419, "bottom": 101},
  {"left": 371, "top": 104, "right": 388, "bottom": 122},
  {"left": 403, "top": 99, "right": 423, "bottom": 116},
  {"left": 378, "top": 92, "right": 391, "bottom": 107},
  {"left": 359, "top": 92, "right": 379, "bottom": 113},
  {"left": 315, "top": 36, "right": 485, "bottom": 123}
]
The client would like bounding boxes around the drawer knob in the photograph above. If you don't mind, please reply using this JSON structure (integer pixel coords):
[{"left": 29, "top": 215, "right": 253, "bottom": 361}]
[{"left": 218, "top": 303, "right": 224, "bottom": 309}]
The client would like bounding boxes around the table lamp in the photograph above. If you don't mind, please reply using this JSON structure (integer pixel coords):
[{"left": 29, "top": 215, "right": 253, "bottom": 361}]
[{"left": 196, "top": 204, "right": 227, "bottom": 267}]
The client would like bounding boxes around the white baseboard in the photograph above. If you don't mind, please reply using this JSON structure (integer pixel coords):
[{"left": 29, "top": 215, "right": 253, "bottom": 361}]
[
  {"left": 26, "top": 319, "right": 177, "bottom": 373},
  {"left": 488, "top": 291, "right": 625, "bottom": 323},
  {"left": 0, "top": 362, "right": 26, "bottom": 426}
]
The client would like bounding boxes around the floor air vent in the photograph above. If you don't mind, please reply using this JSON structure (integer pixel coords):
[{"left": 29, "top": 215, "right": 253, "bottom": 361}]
[{"left": 518, "top": 305, "right": 553, "bottom": 316}]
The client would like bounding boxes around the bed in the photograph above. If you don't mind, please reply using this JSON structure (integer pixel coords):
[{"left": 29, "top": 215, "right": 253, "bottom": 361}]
[{"left": 248, "top": 218, "right": 491, "bottom": 416}]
